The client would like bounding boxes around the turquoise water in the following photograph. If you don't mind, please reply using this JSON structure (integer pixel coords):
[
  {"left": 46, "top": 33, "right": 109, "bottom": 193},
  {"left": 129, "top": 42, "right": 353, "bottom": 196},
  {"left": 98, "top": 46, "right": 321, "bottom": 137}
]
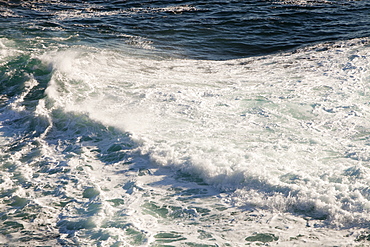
[{"left": 1, "top": 1, "right": 370, "bottom": 246}]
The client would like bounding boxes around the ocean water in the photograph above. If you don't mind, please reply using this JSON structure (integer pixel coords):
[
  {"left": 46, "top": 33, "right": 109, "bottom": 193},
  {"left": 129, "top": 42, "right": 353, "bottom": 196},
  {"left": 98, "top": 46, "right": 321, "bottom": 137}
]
[{"left": 1, "top": 0, "right": 370, "bottom": 246}]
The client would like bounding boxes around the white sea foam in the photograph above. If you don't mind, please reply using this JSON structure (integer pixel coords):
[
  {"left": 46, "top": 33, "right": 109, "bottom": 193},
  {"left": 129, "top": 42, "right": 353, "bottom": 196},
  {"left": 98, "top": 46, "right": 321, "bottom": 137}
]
[
  {"left": 1, "top": 0, "right": 370, "bottom": 242},
  {"left": 41, "top": 38, "right": 370, "bottom": 230},
  {"left": 2, "top": 37, "right": 370, "bottom": 245},
  {"left": 0, "top": 38, "right": 19, "bottom": 62}
]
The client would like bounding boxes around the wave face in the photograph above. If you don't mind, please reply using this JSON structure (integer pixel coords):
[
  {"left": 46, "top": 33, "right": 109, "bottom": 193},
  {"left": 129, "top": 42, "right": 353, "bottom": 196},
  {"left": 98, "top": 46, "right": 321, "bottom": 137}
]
[{"left": 1, "top": 0, "right": 370, "bottom": 246}]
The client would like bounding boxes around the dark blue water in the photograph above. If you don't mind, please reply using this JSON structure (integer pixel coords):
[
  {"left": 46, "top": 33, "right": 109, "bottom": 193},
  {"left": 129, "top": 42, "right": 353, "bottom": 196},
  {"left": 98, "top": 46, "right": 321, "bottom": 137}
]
[{"left": 1, "top": 0, "right": 370, "bottom": 59}]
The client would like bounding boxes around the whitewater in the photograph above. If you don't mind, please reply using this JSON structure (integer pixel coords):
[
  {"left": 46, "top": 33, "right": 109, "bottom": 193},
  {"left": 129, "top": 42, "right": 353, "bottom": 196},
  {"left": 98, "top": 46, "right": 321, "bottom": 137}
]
[{"left": 1, "top": 0, "right": 370, "bottom": 246}]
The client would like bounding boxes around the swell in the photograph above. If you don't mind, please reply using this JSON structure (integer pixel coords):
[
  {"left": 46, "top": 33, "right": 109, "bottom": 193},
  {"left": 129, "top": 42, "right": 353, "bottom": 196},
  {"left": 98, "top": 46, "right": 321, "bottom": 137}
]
[{"left": 1, "top": 0, "right": 370, "bottom": 60}]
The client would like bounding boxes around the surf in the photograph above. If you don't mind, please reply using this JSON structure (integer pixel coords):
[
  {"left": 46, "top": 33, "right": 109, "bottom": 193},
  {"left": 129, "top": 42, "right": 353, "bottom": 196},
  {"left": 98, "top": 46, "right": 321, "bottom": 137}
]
[
  {"left": 1, "top": 32, "right": 370, "bottom": 246},
  {"left": 38, "top": 37, "right": 370, "bottom": 227}
]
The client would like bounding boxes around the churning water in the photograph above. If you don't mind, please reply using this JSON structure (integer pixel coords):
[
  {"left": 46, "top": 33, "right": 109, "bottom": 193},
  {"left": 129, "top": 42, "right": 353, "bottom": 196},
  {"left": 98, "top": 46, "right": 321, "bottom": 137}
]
[{"left": 1, "top": 0, "right": 370, "bottom": 246}]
